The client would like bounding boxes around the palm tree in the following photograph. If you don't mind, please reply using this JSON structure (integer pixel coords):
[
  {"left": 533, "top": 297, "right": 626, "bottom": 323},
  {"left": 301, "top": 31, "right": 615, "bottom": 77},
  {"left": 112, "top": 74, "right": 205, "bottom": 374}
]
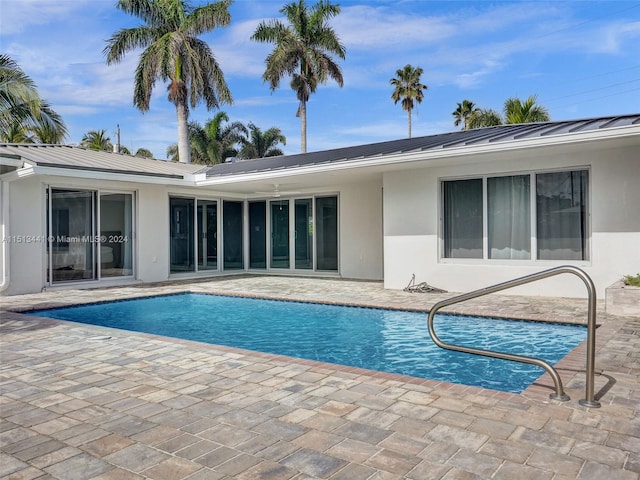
[
  {"left": 252, "top": 0, "right": 346, "bottom": 153},
  {"left": 80, "top": 129, "right": 113, "bottom": 151},
  {"left": 166, "top": 144, "right": 180, "bottom": 162},
  {"left": 504, "top": 95, "right": 550, "bottom": 124},
  {"left": 193, "top": 112, "right": 247, "bottom": 164},
  {"left": 239, "top": 123, "right": 286, "bottom": 159},
  {"left": 466, "top": 95, "right": 550, "bottom": 130},
  {"left": 135, "top": 148, "right": 153, "bottom": 158},
  {"left": 467, "top": 108, "right": 503, "bottom": 129},
  {"left": 0, "top": 54, "right": 68, "bottom": 143},
  {"left": 167, "top": 112, "right": 246, "bottom": 164},
  {"left": 104, "top": 0, "right": 233, "bottom": 164},
  {"left": 390, "top": 64, "right": 428, "bottom": 138},
  {"left": 452, "top": 99, "right": 478, "bottom": 130}
]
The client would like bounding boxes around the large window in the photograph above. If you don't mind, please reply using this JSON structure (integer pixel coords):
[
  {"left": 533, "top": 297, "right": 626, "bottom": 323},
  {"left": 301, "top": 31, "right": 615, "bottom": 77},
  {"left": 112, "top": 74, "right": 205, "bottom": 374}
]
[
  {"left": 443, "top": 179, "right": 482, "bottom": 258},
  {"left": 442, "top": 169, "right": 589, "bottom": 261},
  {"left": 488, "top": 175, "right": 530, "bottom": 259},
  {"left": 537, "top": 171, "right": 588, "bottom": 260}
]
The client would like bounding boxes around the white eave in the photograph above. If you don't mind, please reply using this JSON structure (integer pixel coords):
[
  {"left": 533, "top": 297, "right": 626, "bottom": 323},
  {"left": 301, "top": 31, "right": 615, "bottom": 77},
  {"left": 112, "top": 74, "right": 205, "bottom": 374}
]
[{"left": 0, "top": 163, "right": 198, "bottom": 186}]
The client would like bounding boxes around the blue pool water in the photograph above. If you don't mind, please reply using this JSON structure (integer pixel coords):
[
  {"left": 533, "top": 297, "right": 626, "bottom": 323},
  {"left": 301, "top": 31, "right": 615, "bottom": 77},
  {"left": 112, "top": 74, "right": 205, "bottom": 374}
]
[{"left": 32, "top": 293, "right": 587, "bottom": 393}]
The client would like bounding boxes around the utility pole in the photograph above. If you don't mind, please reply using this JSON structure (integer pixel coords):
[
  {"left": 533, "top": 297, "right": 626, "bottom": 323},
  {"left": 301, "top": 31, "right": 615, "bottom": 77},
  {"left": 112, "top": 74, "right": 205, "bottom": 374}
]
[{"left": 113, "top": 124, "right": 121, "bottom": 153}]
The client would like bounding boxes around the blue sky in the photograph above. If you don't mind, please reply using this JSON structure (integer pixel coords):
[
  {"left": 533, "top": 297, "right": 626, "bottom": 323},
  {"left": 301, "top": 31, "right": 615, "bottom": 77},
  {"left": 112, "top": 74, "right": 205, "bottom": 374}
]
[{"left": 2, "top": 0, "right": 639, "bottom": 159}]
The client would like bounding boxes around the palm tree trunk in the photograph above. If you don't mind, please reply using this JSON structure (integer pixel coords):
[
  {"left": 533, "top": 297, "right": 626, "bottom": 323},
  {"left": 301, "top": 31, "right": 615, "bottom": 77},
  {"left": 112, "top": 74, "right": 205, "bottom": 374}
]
[
  {"left": 408, "top": 108, "right": 412, "bottom": 138},
  {"left": 300, "top": 101, "right": 307, "bottom": 153},
  {"left": 177, "top": 102, "right": 191, "bottom": 164}
]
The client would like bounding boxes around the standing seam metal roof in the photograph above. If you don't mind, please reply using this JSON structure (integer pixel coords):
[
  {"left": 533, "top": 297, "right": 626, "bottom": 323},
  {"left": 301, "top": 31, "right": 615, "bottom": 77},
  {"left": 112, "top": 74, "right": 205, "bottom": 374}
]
[
  {"left": 0, "top": 144, "right": 206, "bottom": 178},
  {"left": 204, "top": 114, "right": 640, "bottom": 178},
  {"left": 1, "top": 114, "right": 638, "bottom": 180}
]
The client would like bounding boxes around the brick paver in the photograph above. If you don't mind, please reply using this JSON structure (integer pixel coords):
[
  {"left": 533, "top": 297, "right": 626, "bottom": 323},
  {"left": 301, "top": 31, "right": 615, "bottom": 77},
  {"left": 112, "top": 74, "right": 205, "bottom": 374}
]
[{"left": 1, "top": 276, "right": 639, "bottom": 479}]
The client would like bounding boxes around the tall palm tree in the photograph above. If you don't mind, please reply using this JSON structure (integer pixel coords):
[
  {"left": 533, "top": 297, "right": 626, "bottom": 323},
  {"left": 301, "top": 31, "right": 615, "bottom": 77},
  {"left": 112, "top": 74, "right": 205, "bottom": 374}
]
[
  {"left": 252, "top": 0, "right": 346, "bottom": 153},
  {"left": 390, "top": 64, "right": 428, "bottom": 138},
  {"left": 0, "top": 54, "right": 68, "bottom": 143},
  {"left": 452, "top": 99, "right": 478, "bottom": 130},
  {"left": 239, "top": 122, "right": 286, "bottom": 159},
  {"left": 104, "top": 0, "right": 233, "bottom": 164},
  {"left": 80, "top": 129, "right": 113, "bottom": 151},
  {"left": 504, "top": 95, "right": 550, "bottom": 124}
]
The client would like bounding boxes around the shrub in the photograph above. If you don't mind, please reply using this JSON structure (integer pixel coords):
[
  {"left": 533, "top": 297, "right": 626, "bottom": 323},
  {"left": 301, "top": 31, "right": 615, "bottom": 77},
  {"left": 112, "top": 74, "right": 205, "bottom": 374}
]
[{"left": 623, "top": 273, "right": 640, "bottom": 287}]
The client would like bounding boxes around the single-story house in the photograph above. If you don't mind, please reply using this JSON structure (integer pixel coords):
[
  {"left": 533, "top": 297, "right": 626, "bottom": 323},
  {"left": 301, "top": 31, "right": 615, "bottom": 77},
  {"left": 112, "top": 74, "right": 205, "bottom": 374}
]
[{"left": 1, "top": 114, "right": 638, "bottom": 299}]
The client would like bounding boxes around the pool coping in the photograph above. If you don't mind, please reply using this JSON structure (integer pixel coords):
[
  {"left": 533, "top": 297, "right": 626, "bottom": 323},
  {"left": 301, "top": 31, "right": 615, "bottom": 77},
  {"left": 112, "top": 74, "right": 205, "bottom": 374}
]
[{"left": 2, "top": 284, "right": 606, "bottom": 406}]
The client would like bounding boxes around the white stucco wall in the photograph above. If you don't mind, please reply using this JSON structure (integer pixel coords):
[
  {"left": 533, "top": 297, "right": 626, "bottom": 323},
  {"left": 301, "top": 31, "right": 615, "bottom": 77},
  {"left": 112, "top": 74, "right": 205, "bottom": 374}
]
[
  {"left": 137, "top": 184, "right": 171, "bottom": 282},
  {"left": 2, "top": 173, "right": 384, "bottom": 295},
  {"left": 383, "top": 143, "right": 640, "bottom": 298},
  {"left": 3, "top": 176, "right": 45, "bottom": 295},
  {"left": 338, "top": 180, "right": 383, "bottom": 280}
]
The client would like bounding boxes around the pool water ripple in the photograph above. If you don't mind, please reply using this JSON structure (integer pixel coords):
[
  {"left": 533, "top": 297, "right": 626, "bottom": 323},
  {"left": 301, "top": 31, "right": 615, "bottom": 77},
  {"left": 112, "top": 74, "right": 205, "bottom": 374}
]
[{"left": 32, "top": 293, "right": 587, "bottom": 393}]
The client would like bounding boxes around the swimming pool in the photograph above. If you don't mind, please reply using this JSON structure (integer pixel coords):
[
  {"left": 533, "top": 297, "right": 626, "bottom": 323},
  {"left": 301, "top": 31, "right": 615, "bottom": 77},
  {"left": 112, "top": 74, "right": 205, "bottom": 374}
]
[{"left": 31, "top": 293, "right": 587, "bottom": 393}]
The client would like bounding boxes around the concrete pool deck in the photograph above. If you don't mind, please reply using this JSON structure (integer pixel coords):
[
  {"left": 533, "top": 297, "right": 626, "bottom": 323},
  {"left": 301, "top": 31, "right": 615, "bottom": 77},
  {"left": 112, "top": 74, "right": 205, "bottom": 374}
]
[{"left": 1, "top": 276, "right": 638, "bottom": 479}]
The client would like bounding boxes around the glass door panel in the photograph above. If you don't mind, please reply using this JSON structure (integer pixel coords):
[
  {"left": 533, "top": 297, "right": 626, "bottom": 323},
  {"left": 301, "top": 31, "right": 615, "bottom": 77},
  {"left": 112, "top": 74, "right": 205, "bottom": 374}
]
[
  {"left": 249, "top": 201, "right": 266, "bottom": 269},
  {"left": 197, "top": 200, "right": 217, "bottom": 270},
  {"left": 170, "top": 197, "right": 195, "bottom": 272},
  {"left": 223, "top": 201, "right": 243, "bottom": 270},
  {"left": 316, "top": 196, "right": 338, "bottom": 271},
  {"left": 295, "top": 199, "right": 313, "bottom": 269},
  {"left": 100, "top": 193, "right": 134, "bottom": 277},
  {"left": 49, "top": 189, "right": 96, "bottom": 283},
  {"left": 270, "top": 200, "right": 289, "bottom": 269}
]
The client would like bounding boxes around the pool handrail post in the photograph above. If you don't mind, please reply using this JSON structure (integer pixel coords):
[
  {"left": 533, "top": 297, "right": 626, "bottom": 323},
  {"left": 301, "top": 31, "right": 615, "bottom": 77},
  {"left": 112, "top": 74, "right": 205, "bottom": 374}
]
[{"left": 426, "top": 265, "right": 601, "bottom": 408}]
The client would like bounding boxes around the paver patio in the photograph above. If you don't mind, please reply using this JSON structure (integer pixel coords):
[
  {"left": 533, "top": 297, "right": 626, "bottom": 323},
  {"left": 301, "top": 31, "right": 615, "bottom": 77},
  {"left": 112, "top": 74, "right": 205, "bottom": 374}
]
[{"left": 1, "top": 276, "right": 638, "bottom": 479}]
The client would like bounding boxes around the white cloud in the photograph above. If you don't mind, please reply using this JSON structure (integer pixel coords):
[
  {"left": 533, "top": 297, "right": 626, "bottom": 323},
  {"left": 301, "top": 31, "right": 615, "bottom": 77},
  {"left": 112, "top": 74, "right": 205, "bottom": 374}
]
[
  {"left": 335, "top": 5, "right": 456, "bottom": 50},
  {"left": 0, "top": 0, "right": 94, "bottom": 34}
]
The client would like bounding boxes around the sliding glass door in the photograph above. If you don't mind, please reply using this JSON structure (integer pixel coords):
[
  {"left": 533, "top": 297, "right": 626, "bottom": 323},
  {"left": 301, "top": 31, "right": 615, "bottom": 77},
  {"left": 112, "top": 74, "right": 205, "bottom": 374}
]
[
  {"left": 48, "top": 189, "right": 96, "bottom": 283},
  {"left": 166, "top": 195, "right": 338, "bottom": 275},
  {"left": 170, "top": 197, "right": 223, "bottom": 273},
  {"left": 249, "top": 201, "right": 266, "bottom": 269},
  {"left": 197, "top": 200, "right": 218, "bottom": 270},
  {"left": 100, "top": 193, "right": 134, "bottom": 277},
  {"left": 295, "top": 199, "right": 313, "bottom": 269},
  {"left": 47, "top": 188, "right": 135, "bottom": 283},
  {"left": 270, "top": 200, "right": 289, "bottom": 269},
  {"left": 266, "top": 196, "right": 338, "bottom": 272},
  {"left": 223, "top": 201, "right": 243, "bottom": 270},
  {"left": 169, "top": 197, "right": 195, "bottom": 273},
  {"left": 316, "top": 196, "right": 338, "bottom": 271}
]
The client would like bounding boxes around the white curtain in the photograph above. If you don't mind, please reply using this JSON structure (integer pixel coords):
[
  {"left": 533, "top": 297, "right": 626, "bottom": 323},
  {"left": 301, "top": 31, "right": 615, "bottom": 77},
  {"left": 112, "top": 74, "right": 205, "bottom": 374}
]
[
  {"left": 488, "top": 175, "right": 531, "bottom": 259},
  {"left": 443, "top": 179, "right": 483, "bottom": 258}
]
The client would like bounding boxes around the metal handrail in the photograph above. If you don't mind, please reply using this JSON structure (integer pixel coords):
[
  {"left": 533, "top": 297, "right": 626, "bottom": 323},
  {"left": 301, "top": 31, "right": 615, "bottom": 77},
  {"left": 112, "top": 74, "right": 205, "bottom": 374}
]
[{"left": 427, "top": 265, "right": 600, "bottom": 408}]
